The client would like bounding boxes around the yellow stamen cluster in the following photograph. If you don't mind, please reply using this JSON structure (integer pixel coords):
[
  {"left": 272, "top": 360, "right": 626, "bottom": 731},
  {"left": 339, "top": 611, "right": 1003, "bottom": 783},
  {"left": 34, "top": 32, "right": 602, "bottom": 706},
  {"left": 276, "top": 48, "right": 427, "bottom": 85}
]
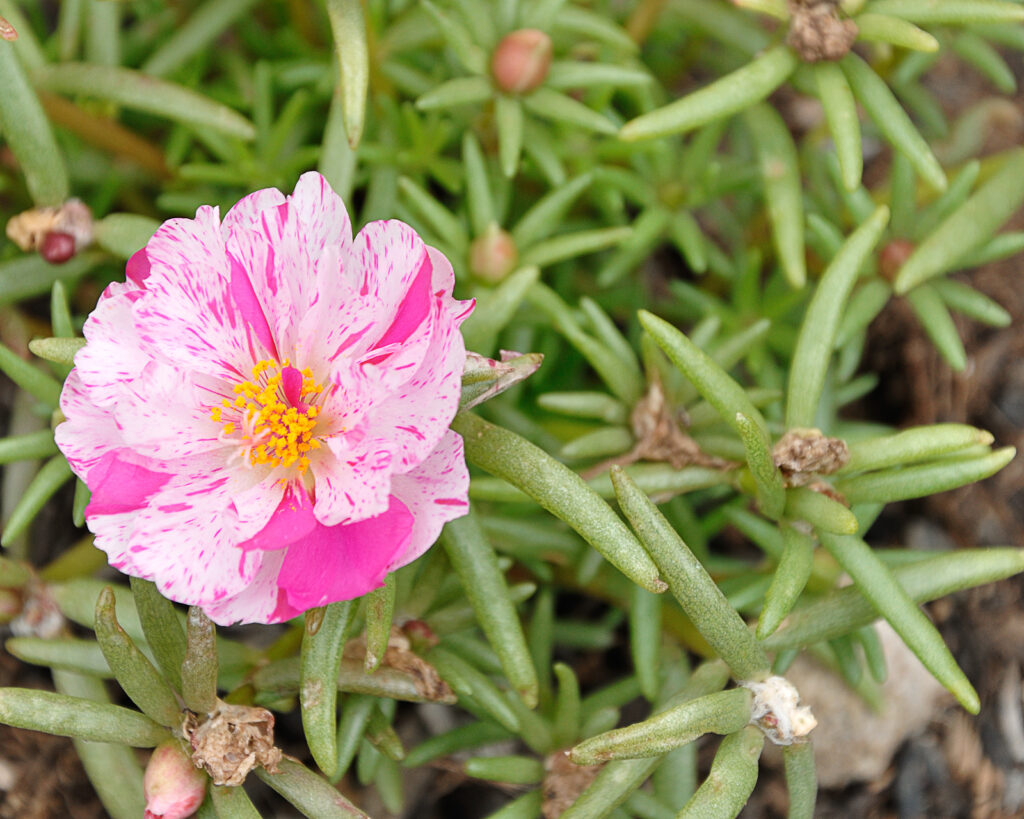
[{"left": 213, "top": 359, "right": 324, "bottom": 474}]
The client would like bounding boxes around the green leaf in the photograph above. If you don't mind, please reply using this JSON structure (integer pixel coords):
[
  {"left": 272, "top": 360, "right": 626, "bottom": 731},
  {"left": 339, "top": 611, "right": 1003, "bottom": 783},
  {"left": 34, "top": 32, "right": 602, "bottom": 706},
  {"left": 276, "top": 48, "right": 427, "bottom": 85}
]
[
  {"left": 783, "top": 741, "right": 817, "bottom": 819},
  {"left": 463, "top": 133, "right": 495, "bottom": 237},
  {"left": 141, "top": 0, "right": 260, "bottom": 77},
  {"left": 0, "top": 430, "right": 58, "bottom": 465},
  {"left": 620, "top": 46, "right": 797, "bottom": 141},
  {"left": 553, "top": 662, "right": 582, "bottom": 748},
  {"left": 841, "top": 423, "right": 993, "bottom": 472},
  {"left": 415, "top": 76, "right": 492, "bottom": 110},
  {"left": 33, "top": 63, "right": 256, "bottom": 139},
  {"left": 735, "top": 412, "right": 786, "bottom": 519},
  {"left": 482, "top": 790, "right": 543, "bottom": 819},
  {"left": 0, "top": 342, "right": 63, "bottom": 406},
  {"left": 854, "top": 13, "right": 939, "bottom": 51},
  {"left": 523, "top": 87, "right": 618, "bottom": 134},
  {"left": 424, "top": 645, "right": 521, "bottom": 732},
  {"left": 676, "top": 726, "right": 764, "bottom": 818},
  {"left": 931, "top": 278, "right": 1010, "bottom": 327},
  {"left": 0, "top": 252, "right": 101, "bottom": 309},
  {"left": 905, "top": 284, "right": 967, "bottom": 370},
  {"left": 495, "top": 95, "right": 524, "bottom": 178},
  {"left": 301, "top": 600, "right": 355, "bottom": 774},
  {"left": 815, "top": 62, "right": 862, "bottom": 192},
  {"left": 94, "top": 587, "right": 181, "bottom": 727},
  {"left": 28, "top": 337, "right": 85, "bottom": 367},
  {"left": 358, "top": 578, "right": 393, "bottom": 668},
  {"left": 182, "top": 607, "right": 219, "bottom": 715},
  {"left": 785, "top": 206, "right": 890, "bottom": 429},
  {"left": 6, "top": 636, "right": 113, "bottom": 677},
  {"left": 0, "top": 40, "right": 69, "bottom": 205},
  {"left": 528, "top": 283, "right": 643, "bottom": 404},
  {"left": 465, "top": 755, "right": 545, "bottom": 784},
  {"left": 894, "top": 148, "right": 1024, "bottom": 293},
  {"left": 1, "top": 455, "right": 74, "bottom": 547},
  {"left": 836, "top": 445, "right": 1014, "bottom": 503},
  {"left": 841, "top": 53, "right": 946, "bottom": 192},
  {"left": 639, "top": 309, "right": 769, "bottom": 437},
  {"left": 817, "top": 532, "right": 978, "bottom": 711},
  {"left": 397, "top": 176, "right": 469, "bottom": 254},
  {"left": 866, "top": 0, "right": 1024, "bottom": 24},
  {"left": 441, "top": 510, "right": 539, "bottom": 708},
  {"left": 611, "top": 467, "right": 770, "bottom": 681},
  {"left": 92, "top": 214, "right": 160, "bottom": 259},
  {"left": 325, "top": 0, "right": 369, "bottom": 147},
  {"left": 209, "top": 784, "right": 262, "bottom": 819},
  {"left": 765, "top": 548, "right": 1024, "bottom": 652},
  {"left": 460, "top": 268, "right": 540, "bottom": 357},
  {"left": 511, "top": 172, "right": 593, "bottom": 247},
  {"left": 744, "top": 104, "right": 805, "bottom": 288},
  {"left": 564, "top": 663, "right": 730, "bottom": 817},
  {"left": 546, "top": 60, "right": 652, "bottom": 90},
  {"left": 421, "top": 0, "right": 487, "bottom": 74},
  {"left": 757, "top": 525, "right": 815, "bottom": 638},
  {"left": 784, "top": 487, "right": 859, "bottom": 535},
  {"left": 629, "top": 584, "right": 662, "bottom": 702},
  {"left": 570, "top": 688, "right": 752, "bottom": 764},
  {"left": 452, "top": 412, "right": 666, "bottom": 593},
  {"left": 0, "top": 687, "right": 167, "bottom": 745},
  {"left": 129, "top": 576, "right": 187, "bottom": 692},
  {"left": 256, "top": 758, "right": 369, "bottom": 818},
  {"left": 52, "top": 670, "right": 147, "bottom": 819}
]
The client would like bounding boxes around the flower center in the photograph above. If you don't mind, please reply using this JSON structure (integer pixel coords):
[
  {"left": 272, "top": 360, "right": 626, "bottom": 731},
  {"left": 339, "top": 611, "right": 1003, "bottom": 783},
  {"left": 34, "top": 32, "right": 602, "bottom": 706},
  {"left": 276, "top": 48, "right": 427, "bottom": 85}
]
[{"left": 211, "top": 359, "right": 324, "bottom": 474}]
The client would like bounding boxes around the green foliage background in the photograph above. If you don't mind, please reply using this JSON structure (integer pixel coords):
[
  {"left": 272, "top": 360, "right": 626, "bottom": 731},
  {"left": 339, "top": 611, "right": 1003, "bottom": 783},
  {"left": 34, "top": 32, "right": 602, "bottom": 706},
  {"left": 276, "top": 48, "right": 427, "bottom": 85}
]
[{"left": 1, "top": 0, "right": 1023, "bottom": 816}]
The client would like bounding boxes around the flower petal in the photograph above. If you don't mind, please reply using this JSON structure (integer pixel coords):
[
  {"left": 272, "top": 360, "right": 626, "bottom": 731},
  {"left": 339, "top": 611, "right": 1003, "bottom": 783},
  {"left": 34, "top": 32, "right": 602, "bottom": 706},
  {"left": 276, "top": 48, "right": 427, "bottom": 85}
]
[
  {"left": 223, "top": 172, "right": 354, "bottom": 358},
  {"left": 388, "top": 429, "right": 470, "bottom": 568},
  {"left": 278, "top": 496, "right": 414, "bottom": 610}
]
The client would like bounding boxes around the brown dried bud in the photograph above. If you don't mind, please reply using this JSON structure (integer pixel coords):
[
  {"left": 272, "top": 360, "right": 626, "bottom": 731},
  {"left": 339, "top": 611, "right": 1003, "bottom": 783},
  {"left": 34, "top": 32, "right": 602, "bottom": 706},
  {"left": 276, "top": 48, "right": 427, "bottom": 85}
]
[
  {"left": 879, "top": 238, "right": 915, "bottom": 282},
  {"left": 469, "top": 223, "right": 519, "bottom": 283},
  {"left": 491, "top": 29, "right": 553, "bottom": 95},
  {"left": 786, "top": 0, "right": 858, "bottom": 62},
  {"left": 773, "top": 428, "right": 849, "bottom": 486},
  {"left": 183, "top": 702, "right": 282, "bottom": 787},
  {"left": 40, "top": 232, "right": 76, "bottom": 264}
]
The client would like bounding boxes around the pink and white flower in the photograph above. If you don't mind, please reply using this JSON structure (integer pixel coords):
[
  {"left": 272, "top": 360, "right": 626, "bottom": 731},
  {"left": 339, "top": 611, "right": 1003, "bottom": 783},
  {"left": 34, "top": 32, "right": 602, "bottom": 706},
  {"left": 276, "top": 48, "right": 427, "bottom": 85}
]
[{"left": 56, "top": 173, "right": 473, "bottom": 624}]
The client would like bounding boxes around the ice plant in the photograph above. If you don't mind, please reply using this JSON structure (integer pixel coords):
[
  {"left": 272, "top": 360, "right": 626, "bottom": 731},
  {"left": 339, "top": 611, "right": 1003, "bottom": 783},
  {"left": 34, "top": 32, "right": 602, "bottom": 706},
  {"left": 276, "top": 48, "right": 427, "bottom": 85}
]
[{"left": 55, "top": 172, "right": 473, "bottom": 624}]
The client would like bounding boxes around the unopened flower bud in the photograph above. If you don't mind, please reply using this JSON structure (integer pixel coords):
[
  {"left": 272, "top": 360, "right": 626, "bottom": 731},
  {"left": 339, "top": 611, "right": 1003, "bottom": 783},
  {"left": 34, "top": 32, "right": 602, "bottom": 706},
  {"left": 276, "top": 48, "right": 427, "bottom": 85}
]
[
  {"left": 469, "top": 223, "right": 518, "bottom": 283},
  {"left": 491, "top": 29, "right": 553, "bottom": 95},
  {"left": 144, "top": 740, "right": 207, "bottom": 819},
  {"left": 40, "top": 232, "right": 76, "bottom": 264},
  {"left": 0, "top": 589, "right": 22, "bottom": 623},
  {"left": 878, "top": 238, "right": 915, "bottom": 282}
]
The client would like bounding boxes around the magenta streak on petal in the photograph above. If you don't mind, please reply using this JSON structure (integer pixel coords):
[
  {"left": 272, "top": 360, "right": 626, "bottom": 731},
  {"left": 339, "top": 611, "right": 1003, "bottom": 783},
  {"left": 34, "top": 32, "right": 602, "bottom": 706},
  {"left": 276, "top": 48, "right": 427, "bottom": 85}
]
[
  {"left": 228, "top": 253, "right": 277, "bottom": 358},
  {"left": 281, "top": 365, "right": 304, "bottom": 408},
  {"left": 85, "top": 450, "right": 173, "bottom": 517},
  {"left": 434, "top": 498, "right": 468, "bottom": 506},
  {"left": 371, "top": 251, "right": 433, "bottom": 350},
  {"left": 396, "top": 425, "right": 426, "bottom": 441},
  {"left": 125, "top": 248, "right": 151, "bottom": 287},
  {"left": 236, "top": 484, "right": 317, "bottom": 552},
  {"left": 277, "top": 496, "right": 413, "bottom": 610}
]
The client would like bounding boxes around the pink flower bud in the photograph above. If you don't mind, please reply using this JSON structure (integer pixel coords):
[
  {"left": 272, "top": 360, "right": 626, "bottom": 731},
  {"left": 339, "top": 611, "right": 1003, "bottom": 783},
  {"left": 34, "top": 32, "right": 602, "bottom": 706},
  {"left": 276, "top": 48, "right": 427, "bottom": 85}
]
[
  {"left": 491, "top": 29, "right": 553, "bottom": 95},
  {"left": 469, "top": 224, "right": 519, "bottom": 283},
  {"left": 879, "top": 238, "right": 915, "bottom": 282},
  {"left": 144, "top": 740, "right": 207, "bottom": 819},
  {"left": 40, "top": 231, "right": 76, "bottom": 264}
]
